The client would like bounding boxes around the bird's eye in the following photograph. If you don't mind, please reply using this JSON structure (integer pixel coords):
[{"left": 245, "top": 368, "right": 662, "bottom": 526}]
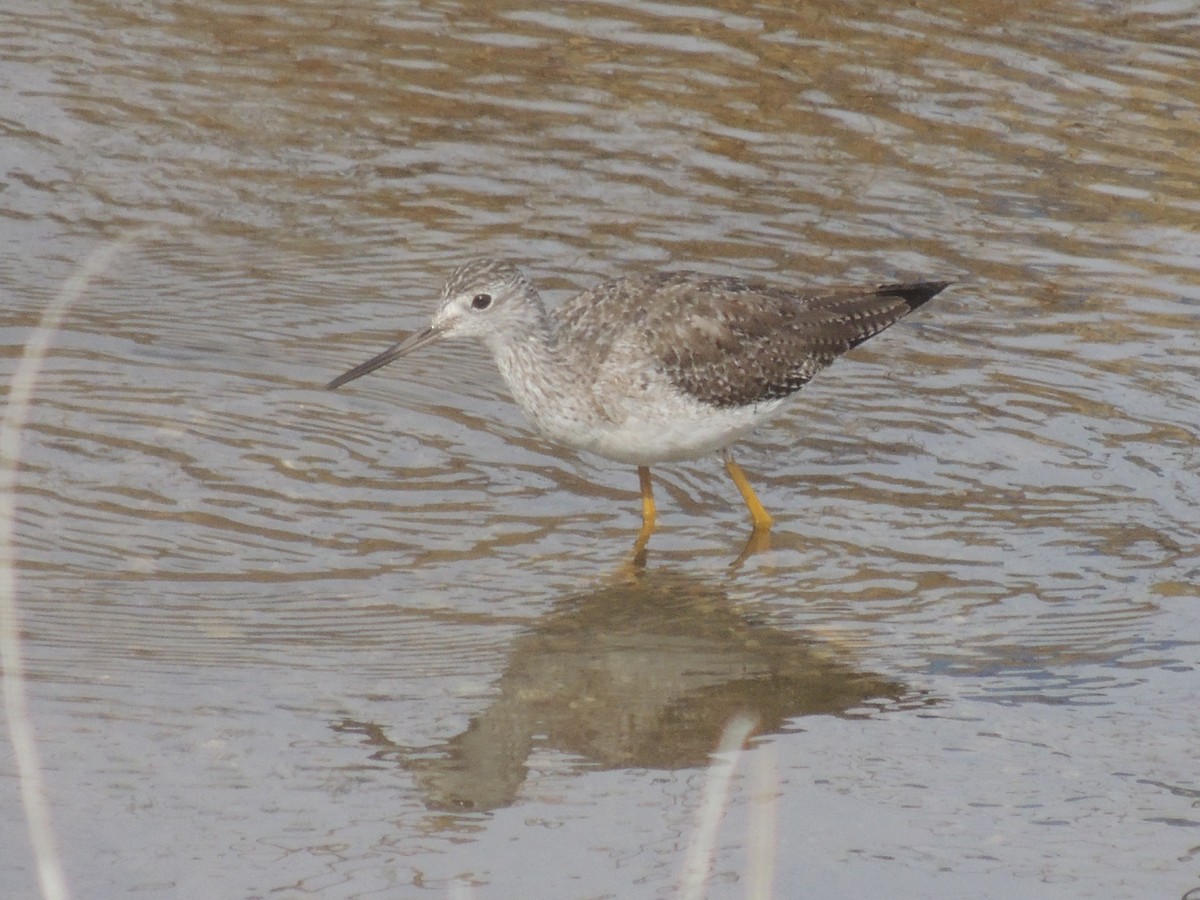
[{"left": 471, "top": 293, "right": 492, "bottom": 310}]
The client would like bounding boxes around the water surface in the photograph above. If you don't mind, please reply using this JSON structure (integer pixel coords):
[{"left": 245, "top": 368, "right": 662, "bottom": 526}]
[{"left": 2, "top": 1, "right": 1199, "bottom": 897}]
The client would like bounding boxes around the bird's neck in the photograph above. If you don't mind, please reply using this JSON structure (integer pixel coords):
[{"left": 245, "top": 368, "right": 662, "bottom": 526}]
[
  {"left": 484, "top": 311, "right": 581, "bottom": 434},
  {"left": 487, "top": 316, "right": 560, "bottom": 388},
  {"left": 481, "top": 291, "right": 559, "bottom": 377}
]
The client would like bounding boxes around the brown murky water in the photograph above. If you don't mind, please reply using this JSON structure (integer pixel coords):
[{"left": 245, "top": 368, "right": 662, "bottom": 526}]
[{"left": 3, "top": 1, "right": 1199, "bottom": 898}]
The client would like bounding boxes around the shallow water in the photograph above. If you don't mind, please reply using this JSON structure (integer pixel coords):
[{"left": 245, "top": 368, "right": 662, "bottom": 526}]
[{"left": 2, "top": 1, "right": 1199, "bottom": 897}]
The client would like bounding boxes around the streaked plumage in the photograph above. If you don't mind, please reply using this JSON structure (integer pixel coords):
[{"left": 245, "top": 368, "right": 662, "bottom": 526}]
[{"left": 328, "top": 258, "right": 948, "bottom": 536}]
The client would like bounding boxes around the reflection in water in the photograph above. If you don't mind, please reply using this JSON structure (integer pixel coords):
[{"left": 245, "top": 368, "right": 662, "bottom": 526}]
[{"left": 335, "top": 569, "right": 916, "bottom": 812}]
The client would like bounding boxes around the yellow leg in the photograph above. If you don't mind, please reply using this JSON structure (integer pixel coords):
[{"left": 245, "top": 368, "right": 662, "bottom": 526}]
[
  {"left": 637, "top": 465, "right": 657, "bottom": 531},
  {"left": 629, "top": 466, "right": 657, "bottom": 568},
  {"left": 723, "top": 451, "right": 773, "bottom": 530}
]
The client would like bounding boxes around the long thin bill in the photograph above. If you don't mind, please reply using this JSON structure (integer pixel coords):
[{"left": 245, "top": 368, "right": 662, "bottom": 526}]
[{"left": 326, "top": 326, "right": 443, "bottom": 389}]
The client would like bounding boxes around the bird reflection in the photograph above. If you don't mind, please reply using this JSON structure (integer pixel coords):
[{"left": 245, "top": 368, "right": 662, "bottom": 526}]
[{"left": 334, "top": 569, "right": 915, "bottom": 812}]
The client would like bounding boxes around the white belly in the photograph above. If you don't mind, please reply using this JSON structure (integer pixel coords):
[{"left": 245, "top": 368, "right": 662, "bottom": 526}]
[
  {"left": 527, "top": 391, "right": 790, "bottom": 465},
  {"left": 586, "top": 401, "right": 788, "bottom": 463}
]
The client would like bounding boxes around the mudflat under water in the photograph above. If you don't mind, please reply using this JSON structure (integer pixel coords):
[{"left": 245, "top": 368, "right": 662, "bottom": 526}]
[{"left": 2, "top": 2, "right": 1199, "bottom": 898}]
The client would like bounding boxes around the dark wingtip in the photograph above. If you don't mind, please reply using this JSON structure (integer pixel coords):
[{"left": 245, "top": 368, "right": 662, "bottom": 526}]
[{"left": 882, "top": 280, "right": 953, "bottom": 313}]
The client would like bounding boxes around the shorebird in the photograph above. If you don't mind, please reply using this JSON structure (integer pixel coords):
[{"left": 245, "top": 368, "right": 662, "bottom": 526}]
[{"left": 328, "top": 259, "right": 947, "bottom": 549}]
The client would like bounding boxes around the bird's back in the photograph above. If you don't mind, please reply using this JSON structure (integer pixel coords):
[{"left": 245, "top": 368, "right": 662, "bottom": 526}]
[{"left": 550, "top": 271, "right": 948, "bottom": 409}]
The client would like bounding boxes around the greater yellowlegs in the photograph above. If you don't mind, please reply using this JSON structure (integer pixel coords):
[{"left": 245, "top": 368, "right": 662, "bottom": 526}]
[{"left": 328, "top": 259, "right": 948, "bottom": 542}]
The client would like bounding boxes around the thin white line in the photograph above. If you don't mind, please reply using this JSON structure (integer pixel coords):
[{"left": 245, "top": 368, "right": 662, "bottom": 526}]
[
  {"left": 746, "top": 742, "right": 777, "bottom": 900},
  {"left": 677, "top": 713, "right": 757, "bottom": 900},
  {"left": 1, "top": 232, "right": 144, "bottom": 900}
]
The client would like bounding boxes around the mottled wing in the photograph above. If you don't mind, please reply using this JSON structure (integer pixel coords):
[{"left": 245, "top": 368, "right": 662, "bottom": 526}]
[{"left": 555, "top": 272, "right": 947, "bottom": 409}]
